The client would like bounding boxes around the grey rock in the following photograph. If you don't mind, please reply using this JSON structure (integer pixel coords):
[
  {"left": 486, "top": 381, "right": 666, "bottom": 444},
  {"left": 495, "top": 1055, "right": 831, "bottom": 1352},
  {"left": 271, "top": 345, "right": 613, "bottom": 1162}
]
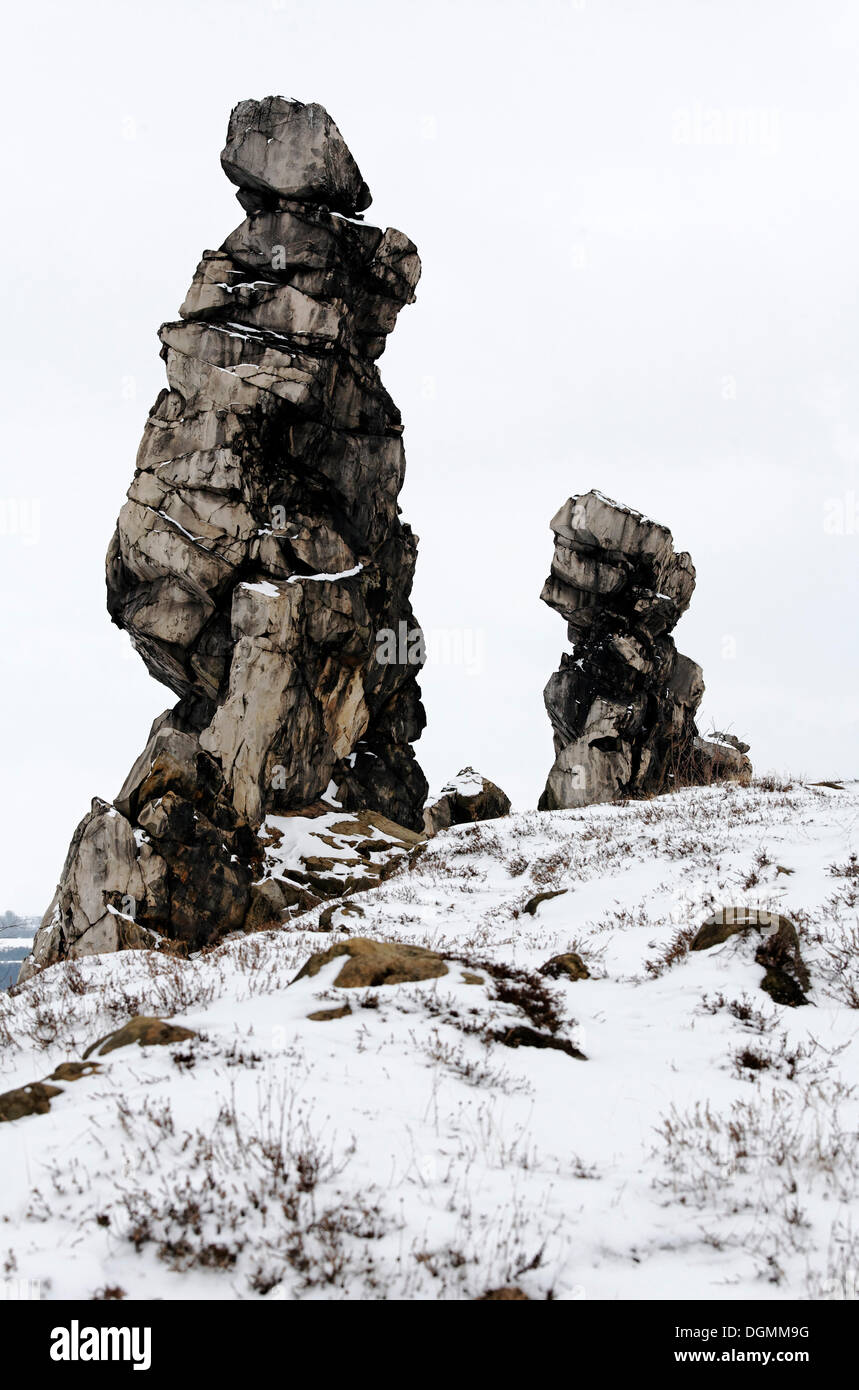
[
  {"left": 538, "top": 491, "right": 751, "bottom": 809},
  {"left": 423, "top": 768, "right": 512, "bottom": 838},
  {"left": 709, "top": 729, "right": 751, "bottom": 754},
  {"left": 26, "top": 98, "right": 427, "bottom": 980},
  {"left": 221, "top": 97, "right": 371, "bottom": 216}
]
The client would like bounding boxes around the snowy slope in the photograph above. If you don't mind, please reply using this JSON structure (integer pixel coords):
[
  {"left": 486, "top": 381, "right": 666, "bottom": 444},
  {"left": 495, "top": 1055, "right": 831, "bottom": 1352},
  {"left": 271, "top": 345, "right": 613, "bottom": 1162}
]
[{"left": 1, "top": 780, "right": 857, "bottom": 1301}]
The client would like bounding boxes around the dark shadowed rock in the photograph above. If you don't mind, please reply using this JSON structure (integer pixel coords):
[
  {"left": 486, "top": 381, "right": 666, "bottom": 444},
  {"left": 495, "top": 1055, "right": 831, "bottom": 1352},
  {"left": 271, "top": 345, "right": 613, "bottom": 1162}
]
[
  {"left": 691, "top": 908, "right": 810, "bottom": 1007},
  {"left": 538, "top": 491, "right": 751, "bottom": 809},
  {"left": 540, "top": 952, "right": 590, "bottom": 981},
  {"left": 523, "top": 889, "right": 567, "bottom": 917},
  {"left": 423, "top": 768, "right": 511, "bottom": 838},
  {"left": 494, "top": 1025, "right": 587, "bottom": 1060},
  {"left": 755, "top": 920, "right": 810, "bottom": 1006}
]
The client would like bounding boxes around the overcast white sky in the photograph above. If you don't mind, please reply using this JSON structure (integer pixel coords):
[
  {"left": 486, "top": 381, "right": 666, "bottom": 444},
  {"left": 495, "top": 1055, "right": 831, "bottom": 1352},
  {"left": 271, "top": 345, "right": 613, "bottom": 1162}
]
[{"left": 2, "top": 0, "right": 858, "bottom": 911}]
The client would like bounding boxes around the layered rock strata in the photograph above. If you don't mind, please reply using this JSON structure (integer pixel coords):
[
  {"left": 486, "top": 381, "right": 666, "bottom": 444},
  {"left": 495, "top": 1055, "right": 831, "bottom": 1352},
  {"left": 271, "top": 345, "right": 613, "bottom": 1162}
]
[
  {"left": 539, "top": 491, "right": 751, "bottom": 809},
  {"left": 22, "top": 97, "right": 427, "bottom": 980}
]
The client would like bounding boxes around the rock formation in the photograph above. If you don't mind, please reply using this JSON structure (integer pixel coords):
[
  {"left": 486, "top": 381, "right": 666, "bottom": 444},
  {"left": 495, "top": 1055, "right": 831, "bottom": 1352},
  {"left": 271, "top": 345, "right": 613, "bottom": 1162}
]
[
  {"left": 539, "top": 490, "right": 751, "bottom": 809},
  {"left": 22, "top": 97, "right": 427, "bottom": 981},
  {"left": 691, "top": 908, "right": 809, "bottom": 1007},
  {"left": 423, "top": 768, "right": 511, "bottom": 838}
]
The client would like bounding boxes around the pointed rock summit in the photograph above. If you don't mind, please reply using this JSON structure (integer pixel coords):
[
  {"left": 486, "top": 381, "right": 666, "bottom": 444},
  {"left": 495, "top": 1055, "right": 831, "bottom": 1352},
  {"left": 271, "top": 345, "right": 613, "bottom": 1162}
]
[
  {"left": 22, "top": 97, "right": 426, "bottom": 980},
  {"left": 539, "top": 490, "right": 751, "bottom": 809}
]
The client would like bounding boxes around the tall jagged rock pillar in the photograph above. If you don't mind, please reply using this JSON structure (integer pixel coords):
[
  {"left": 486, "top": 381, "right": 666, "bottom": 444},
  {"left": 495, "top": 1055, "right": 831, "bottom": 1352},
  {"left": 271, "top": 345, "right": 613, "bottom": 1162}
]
[
  {"left": 538, "top": 491, "right": 751, "bottom": 810},
  {"left": 22, "top": 97, "right": 427, "bottom": 980}
]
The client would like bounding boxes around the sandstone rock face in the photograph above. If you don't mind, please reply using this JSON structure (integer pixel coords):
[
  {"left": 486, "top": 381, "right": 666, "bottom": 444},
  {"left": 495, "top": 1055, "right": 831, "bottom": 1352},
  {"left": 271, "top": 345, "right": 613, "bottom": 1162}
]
[
  {"left": 0, "top": 1082, "right": 63, "bottom": 1123},
  {"left": 22, "top": 98, "right": 426, "bottom": 982},
  {"left": 538, "top": 491, "right": 751, "bottom": 809},
  {"left": 423, "top": 768, "right": 511, "bottom": 838}
]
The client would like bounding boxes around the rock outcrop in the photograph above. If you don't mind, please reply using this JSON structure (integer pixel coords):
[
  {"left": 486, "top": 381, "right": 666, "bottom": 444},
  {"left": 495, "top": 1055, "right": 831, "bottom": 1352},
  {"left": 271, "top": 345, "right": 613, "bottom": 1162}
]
[
  {"left": 22, "top": 97, "right": 426, "bottom": 981},
  {"left": 539, "top": 491, "right": 751, "bottom": 809},
  {"left": 691, "top": 908, "right": 809, "bottom": 1007},
  {"left": 423, "top": 769, "right": 511, "bottom": 837},
  {"left": 293, "top": 937, "right": 449, "bottom": 988},
  {"left": 250, "top": 804, "right": 424, "bottom": 927}
]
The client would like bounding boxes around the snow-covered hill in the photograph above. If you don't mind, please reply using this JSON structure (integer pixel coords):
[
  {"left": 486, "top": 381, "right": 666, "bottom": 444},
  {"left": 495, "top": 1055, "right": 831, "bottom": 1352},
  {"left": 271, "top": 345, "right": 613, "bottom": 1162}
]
[{"left": 1, "top": 780, "right": 857, "bottom": 1301}]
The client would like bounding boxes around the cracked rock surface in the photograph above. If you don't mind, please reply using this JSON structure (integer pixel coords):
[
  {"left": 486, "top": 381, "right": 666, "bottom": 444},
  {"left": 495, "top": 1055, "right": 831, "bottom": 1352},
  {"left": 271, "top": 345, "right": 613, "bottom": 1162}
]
[
  {"left": 23, "top": 97, "right": 426, "bottom": 980},
  {"left": 539, "top": 490, "right": 751, "bottom": 810}
]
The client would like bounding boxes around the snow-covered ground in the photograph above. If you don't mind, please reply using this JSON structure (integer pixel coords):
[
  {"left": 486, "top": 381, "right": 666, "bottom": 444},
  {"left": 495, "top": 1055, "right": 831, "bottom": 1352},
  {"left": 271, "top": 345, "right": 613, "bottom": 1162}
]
[{"left": 1, "top": 779, "right": 857, "bottom": 1301}]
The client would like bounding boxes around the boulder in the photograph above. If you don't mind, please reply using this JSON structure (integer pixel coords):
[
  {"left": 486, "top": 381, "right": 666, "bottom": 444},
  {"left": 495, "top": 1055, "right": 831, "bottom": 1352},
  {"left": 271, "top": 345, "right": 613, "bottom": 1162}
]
[
  {"left": 48, "top": 1061, "right": 102, "bottom": 1083},
  {"left": 690, "top": 908, "right": 810, "bottom": 1008},
  {"left": 220, "top": 97, "right": 371, "bottom": 216},
  {"left": 523, "top": 889, "right": 567, "bottom": 917},
  {"left": 494, "top": 1024, "right": 587, "bottom": 1061},
  {"left": 250, "top": 807, "right": 423, "bottom": 929},
  {"left": 83, "top": 1016, "right": 198, "bottom": 1060},
  {"left": 540, "top": 952, "right": 590, "bottom": 981},
  {"left": 755, "top": 920, "right": 810, "bottom": 1007},
  {"left": 423, "top": 768, "right": 511, "bottom": 837},
  {"left": 292, "top": 937, "right": 448, "bottom": 988}
]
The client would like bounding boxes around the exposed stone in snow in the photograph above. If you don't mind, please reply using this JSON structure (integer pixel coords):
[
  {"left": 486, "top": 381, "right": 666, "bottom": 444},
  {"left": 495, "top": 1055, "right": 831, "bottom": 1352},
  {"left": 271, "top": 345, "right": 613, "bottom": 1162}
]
[
  {"left": 539, "top": 490, "right": 752, "bottom": 809},
  {"left": 423, "top": 768, "right": 511, "bottom": 838}
]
